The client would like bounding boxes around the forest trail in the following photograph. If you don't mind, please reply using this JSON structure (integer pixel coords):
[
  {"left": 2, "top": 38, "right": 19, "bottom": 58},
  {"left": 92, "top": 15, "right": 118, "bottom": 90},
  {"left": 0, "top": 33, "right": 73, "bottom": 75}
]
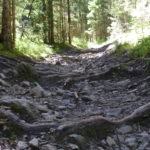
[{"left": 0, "top": 44, "right": 150, "bottom": 150}]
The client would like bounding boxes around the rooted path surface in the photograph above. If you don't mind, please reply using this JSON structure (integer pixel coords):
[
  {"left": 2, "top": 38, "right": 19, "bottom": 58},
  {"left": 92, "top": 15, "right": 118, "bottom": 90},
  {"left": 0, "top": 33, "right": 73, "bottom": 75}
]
[{"left": 0, "top": 44, "right": 150, "bottom": 150}]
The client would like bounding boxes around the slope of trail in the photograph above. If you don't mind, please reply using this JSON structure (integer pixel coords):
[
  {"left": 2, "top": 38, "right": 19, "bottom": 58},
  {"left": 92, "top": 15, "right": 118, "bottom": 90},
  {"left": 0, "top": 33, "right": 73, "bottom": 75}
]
[{"left": 0, "top": 43, "right": 150, "bottom": 150}]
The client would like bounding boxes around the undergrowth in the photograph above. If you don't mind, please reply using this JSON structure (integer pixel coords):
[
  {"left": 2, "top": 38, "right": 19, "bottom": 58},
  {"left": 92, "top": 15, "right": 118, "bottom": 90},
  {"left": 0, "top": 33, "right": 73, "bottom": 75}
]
[
  {"left": 72, "top": 37, "right": 88, "bottom": 49},
  {"left": 115, "top": 36, "right": 150, "bottom": 58},
  {"left": 0, "top": 39, "right": 63, "bottom": 60},
  {"left": 132, "top": 36, "right": 150, "bottom": 57}
]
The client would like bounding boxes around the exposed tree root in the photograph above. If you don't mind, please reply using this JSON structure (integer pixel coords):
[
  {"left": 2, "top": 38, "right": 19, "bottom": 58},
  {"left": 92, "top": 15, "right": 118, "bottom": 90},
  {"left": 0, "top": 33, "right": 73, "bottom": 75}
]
[
  {"left": 46, "top": 64, "right": 136, "bottom": 84},
  {"left": 1, "top": 102, "right": 150, "bottom": 139},
  {"left": 0, "top": 109, "right": 57, "bottom": 132},
  {"left": 46, "top": 62, "right": 143, "bottom": 85}
]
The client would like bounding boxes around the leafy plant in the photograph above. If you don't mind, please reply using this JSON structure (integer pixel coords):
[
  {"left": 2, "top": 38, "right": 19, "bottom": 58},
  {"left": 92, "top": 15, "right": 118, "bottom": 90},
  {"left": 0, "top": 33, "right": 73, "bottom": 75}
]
[
  {"left": 132, "top": 36, "right": 150, "bottom": 57},
  {"left": 0, "top": 44, "right": 4, "bottom": 50},
  {"left": 113, "top": 42, "right": 133, "bottom": 55}
]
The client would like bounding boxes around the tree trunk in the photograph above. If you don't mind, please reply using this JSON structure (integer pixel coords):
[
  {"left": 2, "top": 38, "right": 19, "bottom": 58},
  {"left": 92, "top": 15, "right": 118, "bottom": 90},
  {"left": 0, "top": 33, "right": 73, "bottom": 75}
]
[
  {"left": 67, "top": 0, "right": 71, "bottom": 44},
  {"left": 47, "top": 0, "right": 54, "bottom": 45},
  {"left": 42, "top": 0, "right": 48, "bottom": 43},
  {"left": 60, "top": 0, "right": 65, "bottom": 43},
  {"left": 1, "top": 0, "right": 13, "bottom": 50},
  {"left": 12, "top": 0, "right": 16, "bottom": 49}
]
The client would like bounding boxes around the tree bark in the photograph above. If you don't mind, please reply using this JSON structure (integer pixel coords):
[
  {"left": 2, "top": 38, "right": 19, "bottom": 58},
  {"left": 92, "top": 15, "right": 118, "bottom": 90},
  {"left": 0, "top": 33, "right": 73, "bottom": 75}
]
[
  {"left": 42, "top": 0, "right": 48, "bottom": 43},
  {"left": 1, "top": 0, "right": 13, "bottom": 50},
  {"left": 67, "top": 0, "right": 71, "bottom": 44},
  {"left": 47, "top": 0, "right": 54, "bottom": 45},
  {"left": 12, "top": 0, "right": 16, "bottom": 49}
]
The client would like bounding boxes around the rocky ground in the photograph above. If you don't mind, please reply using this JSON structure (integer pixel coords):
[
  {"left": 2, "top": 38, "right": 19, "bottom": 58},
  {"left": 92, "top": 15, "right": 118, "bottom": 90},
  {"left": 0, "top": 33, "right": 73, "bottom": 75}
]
[{"left": 0, "top": 43, "right": 150, "bottom": 150}]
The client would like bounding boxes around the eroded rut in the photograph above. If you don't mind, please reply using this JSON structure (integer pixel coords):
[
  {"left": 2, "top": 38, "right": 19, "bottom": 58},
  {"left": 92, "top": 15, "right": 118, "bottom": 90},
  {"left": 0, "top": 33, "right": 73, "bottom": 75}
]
[{"left": 0, "top": 45, "right": 150, "bottom": 150}]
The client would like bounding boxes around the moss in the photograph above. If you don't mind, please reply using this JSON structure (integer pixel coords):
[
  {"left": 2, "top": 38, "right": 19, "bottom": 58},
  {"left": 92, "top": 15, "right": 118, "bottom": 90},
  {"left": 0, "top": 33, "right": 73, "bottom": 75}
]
[
  {"left": 10, "top": 103, "right": 35, "bottom": 122},
  {"left": 4, "top": 121, "right": 22, "bottom": 139}
]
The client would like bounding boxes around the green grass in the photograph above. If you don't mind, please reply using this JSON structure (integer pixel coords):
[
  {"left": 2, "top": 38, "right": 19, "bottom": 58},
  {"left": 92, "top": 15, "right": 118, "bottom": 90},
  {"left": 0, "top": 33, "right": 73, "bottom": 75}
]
[
  {"left": 16, "top": 39, "right": 60, "bottom": 59},
  {"left": 72, "top": 37, "right": 88, "bottom": 49},
  {"left": 114, "top": 36, "right": 150, "bottom": 58},
  {"left": 0, "top": 39, "right": 63, "bottom": 60},
  {"left": 131, "top": 36, "right": 150, "bottom": 57},
  {"left": 114, "top": 42, "right": 133, "bottom": 54}
]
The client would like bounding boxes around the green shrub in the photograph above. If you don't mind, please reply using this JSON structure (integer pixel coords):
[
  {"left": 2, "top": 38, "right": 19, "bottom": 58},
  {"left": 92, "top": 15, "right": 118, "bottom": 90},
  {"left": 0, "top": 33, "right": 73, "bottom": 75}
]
[
  {"left": 114, "top": 42, "right": 133, "bottom": 55},
  {"left": 132, "top": 36, "right": 150, "bottom": 57}
]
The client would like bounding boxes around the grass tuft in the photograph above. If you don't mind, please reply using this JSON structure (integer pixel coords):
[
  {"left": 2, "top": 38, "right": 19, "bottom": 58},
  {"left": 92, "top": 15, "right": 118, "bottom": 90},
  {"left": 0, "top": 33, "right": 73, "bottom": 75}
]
[{"left": 0, "top": 39, "right": 63, "bottom": 60}]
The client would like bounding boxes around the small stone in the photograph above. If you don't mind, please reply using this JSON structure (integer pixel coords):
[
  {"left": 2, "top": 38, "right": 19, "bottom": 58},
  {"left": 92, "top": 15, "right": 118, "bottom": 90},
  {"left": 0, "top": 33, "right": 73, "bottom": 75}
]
[
  {"left": 98, "top": 147, "right": 105, "bottom": 150},
  {"left": 117, "top": 125, "right": 133, "bottom": 134},
  {"left": 116, "top": 79, "right": 130, "bottom": 87},
  {"left": 68, "top": 134, "right": 86, "bottom": 149},
  {"left": 29, "top": 138, "right": 39, "bottom": 148},
  {"left": 41, "top": 144, "right": 57, "bottom": 150},
  {"left": 16, "top": 141, "right": 28, "bottom": 150},
  {"left": 0, "top": 79, "right": 10, "bottom": 87},
  {"left": 58, "top": 105, "right": 67, "bottom": 110},
  {"left": 106, "top": 136, "right": 116, "bottom": 146},
  {"left": 68, "top": 143, "right": 79, "bottom": 150},
  {"left": 0, "top": 73, "right": 6, "bottom": 79},
  {"left": 21, "top": 81, "right": 30, "bottom": 87}
]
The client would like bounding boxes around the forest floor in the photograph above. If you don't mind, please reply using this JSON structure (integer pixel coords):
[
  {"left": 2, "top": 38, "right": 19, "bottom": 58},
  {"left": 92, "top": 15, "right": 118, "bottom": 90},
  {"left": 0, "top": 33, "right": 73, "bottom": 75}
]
[{"left": 0, "top": 43, "right": 150, "bottom": 150}]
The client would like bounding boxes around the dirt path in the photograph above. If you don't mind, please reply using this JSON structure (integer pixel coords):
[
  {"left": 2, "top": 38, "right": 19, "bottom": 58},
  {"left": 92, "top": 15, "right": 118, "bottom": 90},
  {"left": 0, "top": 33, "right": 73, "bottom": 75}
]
[{"left": 0, "top": 44, "right": 150, "bottom": 150}]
